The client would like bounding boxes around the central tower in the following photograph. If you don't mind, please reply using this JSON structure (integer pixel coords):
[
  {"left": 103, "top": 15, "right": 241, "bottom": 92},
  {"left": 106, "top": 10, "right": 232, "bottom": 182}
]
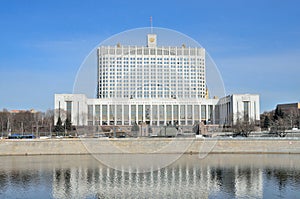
[{"left": 97, "top": 33, "right": 206, "bottom": 99}]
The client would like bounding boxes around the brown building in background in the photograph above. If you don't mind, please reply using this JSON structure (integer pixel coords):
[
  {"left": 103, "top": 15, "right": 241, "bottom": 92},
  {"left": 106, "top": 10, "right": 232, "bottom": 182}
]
[{"left": 277, "top": 102, "right": 300, "bottom": 116}]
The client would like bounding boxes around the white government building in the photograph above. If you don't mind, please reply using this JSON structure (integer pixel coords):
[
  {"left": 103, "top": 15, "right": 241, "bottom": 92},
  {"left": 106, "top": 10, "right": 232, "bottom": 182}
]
[{"left": 54, "top": 33, "right": 260, "bottom": 127}]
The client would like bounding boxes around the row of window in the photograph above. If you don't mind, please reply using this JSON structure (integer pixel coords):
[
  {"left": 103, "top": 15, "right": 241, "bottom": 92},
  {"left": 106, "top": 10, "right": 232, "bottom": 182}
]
[
  {"left": 99, "top": 47, "right": 204, "bottom": 56},
  {"left": 99, "top": 83, "right": 205, "bottom": 88},
  {"left": 100, "top": 88, "right": 205, "bottom": 92},
  {"left": 99, "top": 64, "right": 205, "bottom": 70},
  {"left": 98, "top": 92, "right": 206, "bottom": 98},
  {"left": 101, "top": 75, "right": 205, "bottom": 79},
  {"left": 100, "top": 58, "right": 204, "bottom": 62},
  {"left": 100, "top": 57, "right": 204, "bottom": 61},
  {"left": 100, "top": 68, "right": 205, "bottom": 73},
  {"left": 100, "top": 61, "right": 204, "bottom": 65},
  {"left": 99, "top": 79, "right": 205, "bottom": 83},
  {"left": 87, "top": 104, "right": 213, "bottom": 124}
]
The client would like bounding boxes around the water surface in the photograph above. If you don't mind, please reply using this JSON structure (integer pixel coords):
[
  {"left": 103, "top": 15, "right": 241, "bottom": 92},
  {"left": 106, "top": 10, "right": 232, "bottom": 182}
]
[{"left": 0, "top": 154, "right": 299, "bottom": 198}]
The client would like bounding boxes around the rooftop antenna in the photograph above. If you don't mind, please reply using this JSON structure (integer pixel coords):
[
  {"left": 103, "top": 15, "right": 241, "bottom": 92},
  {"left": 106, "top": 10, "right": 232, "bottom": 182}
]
[{"left": 150, "top": 16, "right": 153, "bottom": 33}]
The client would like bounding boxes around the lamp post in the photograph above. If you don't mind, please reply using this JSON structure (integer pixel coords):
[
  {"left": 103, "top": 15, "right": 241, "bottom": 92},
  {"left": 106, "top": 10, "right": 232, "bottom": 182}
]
[
  {"left": 36, "top": 121, "right": 39, "bottom": 138},
  {"left": 7, "top": 117, "right": 10, "bottom": 136},
  {"left": 21, "top": 122, "right": 24, "bottom": 136},
  {"left": 64, "top": 122, "right": 66, "bottom": 137}
]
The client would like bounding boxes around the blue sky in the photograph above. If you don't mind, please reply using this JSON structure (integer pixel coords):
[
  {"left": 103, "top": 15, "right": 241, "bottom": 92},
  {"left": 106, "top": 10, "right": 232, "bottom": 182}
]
[{"left": 0, "top": 0, "right": 299, "bottom": 112}]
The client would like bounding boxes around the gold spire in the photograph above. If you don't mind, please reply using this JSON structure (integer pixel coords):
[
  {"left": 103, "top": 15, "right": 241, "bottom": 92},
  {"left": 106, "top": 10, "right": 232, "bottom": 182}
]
[{"left": 205, "top": 87, "right": 209, "bottom": 99}]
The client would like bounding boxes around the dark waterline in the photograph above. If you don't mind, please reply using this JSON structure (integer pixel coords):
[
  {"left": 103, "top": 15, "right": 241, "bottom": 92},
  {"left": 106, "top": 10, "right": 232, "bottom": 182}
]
[{"left": 0, "top": 154, "right": 299, "bottom": 199}]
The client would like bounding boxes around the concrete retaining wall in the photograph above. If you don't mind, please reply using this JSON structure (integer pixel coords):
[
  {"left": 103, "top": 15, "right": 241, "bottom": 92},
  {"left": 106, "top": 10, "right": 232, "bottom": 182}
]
[{"left": 0, "top": 138, "right": 300, "bottom": 156}]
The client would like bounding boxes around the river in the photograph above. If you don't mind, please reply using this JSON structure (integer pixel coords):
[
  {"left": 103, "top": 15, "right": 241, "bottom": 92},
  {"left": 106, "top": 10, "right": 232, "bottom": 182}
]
[{"left": 0, "top": 154, "right": 299, "bottom": 198}]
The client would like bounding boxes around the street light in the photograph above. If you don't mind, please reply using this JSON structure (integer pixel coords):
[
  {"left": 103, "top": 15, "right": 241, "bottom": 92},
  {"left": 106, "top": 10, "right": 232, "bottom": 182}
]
[{"left": 21, "top": 122, "right": 24, "bottom": 136}]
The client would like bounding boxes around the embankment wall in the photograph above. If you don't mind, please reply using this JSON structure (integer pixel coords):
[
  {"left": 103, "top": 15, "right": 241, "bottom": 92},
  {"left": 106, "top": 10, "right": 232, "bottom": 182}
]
[{"left": 0, "top": 138, "right": 299, "bottom": 156}]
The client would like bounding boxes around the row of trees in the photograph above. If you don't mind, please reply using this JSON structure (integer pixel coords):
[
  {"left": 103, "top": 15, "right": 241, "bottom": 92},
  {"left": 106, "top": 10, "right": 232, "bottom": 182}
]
[
  {"left": 0, "top": 109, "right": 74, "bottom": 136},
  {"left": 1, "top": 106, "right": 299, "bottom": 137},
  {"left": 260, "top": 107, "right": 300, "bottom": 136},
  {"left": 0, "top": 109, "right": 54, "bottom": 134}
]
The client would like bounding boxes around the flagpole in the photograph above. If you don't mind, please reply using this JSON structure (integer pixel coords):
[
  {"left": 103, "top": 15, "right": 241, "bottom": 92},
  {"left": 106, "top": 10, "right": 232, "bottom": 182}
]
[{"left": 150, "top": 16, "right": 153, "bottom": 33}]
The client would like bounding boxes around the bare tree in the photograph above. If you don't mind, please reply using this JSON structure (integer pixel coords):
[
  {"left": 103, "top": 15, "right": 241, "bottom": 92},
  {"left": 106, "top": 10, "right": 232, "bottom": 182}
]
[
  {"left": 231, "top": 112, "right": 256, "bottom": 137},
  {"left": 270, "top": 118, "right": 288, "bottom": 137},
  {"left": 10, "top": 111, "right": 35, "bottom": 133},
  {"left": 232, "top": 118, "right": 256, "bottom": 137},
  {"left": 45, "top": 109, "right": 54, "bottom": 125},
  {"left": 0, "top": 109, "right": 58, "bottom": 137},
  {"left": 0, "top": 110, "right": 10, "bottom": 136},
  {"left": 285, "top": 109, "right": 299, "bottom": 129}
]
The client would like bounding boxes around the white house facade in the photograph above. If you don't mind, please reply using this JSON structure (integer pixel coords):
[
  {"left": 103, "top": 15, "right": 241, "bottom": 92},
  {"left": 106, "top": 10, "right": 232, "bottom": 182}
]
[
  {"left": 54, "top": 33, "right": 260, "bottom": 127},
  {"left": 54, "top": 93, "right": 259, "bottom": 127}
]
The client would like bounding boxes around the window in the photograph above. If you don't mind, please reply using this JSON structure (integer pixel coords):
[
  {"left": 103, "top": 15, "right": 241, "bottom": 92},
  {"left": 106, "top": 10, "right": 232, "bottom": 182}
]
[
  {"left": 180, "top": 105, "right": 185, "bottom": 120},
  {"left": 187, "top": 105, "right": 192, "bottom": 120},
  {"left": 102, "top": 105, "right": 107, "bottom": 122},
  {"left": 159, "top": 105, "right": 165, "bottom": 124},
  {"left": 131, "top": 105, "right": 136, "bottom": 124},
  {"left": 95, "top": 105, "right": 101, "bottom": 123},
  {"left": 109, "top": 105, "right": 115, "bottom": 124},
  {"left": 194, "top": 105, "right": 200, "bottom": 121},
  {"left": 173, "top": 105, "right": 179, "bottom": 121},
  {"left": 116, "top": 105, "right": 122, "bottom": 122},
  {"left": 66, "top": 101, "right": 72, "bottom": 120},
  {"left": 145, "top": 105, "right": 151, "bottom": 120},
  {"left": 243, "top": 101, "right": 250, "bottom": 121},
  {"left": 201, "top": 105, "right": 206, "bottom": 121},
  {"left": 166, "top": 105, "right": 172, "bottom": 121},
  {"left": 124, "top": 105, "right": 129, "bottom": 124},
  {"left": 138, "top": 105, "right": 143, "bottom": 122},
  {"left": 208, "top": 105, "right": 213, "bottom": 123},
  {"left": 88, "top": 105, "right": 93, "bottom": 122}
]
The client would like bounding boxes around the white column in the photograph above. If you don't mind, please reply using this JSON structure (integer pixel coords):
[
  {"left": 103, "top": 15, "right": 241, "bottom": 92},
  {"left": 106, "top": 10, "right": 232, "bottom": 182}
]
[
  {"left": 122, "top": 104, "right": 124, "bottom": 125},
  {"left": 164, "top": 104, "right": 167, "bottom": 125},
  {"left": 100, "top": 104, "right": 102, "bottom": 125},
  {"left": 143, "top": 104, "right": 146, "bottom": 123},
  {"left": 185, "top": 105, "right": 187, "bottom": 125},
  {"left": 92, "top": 105, "right": 95, "bottom": 126},
  {"left": 212, "top": 105, "right": 215, "bottom": 124},
  {"left": 128, "top": 105, "right": 131, "bottom": 125},
  {"left": 171, "top": 105, "right": 174, "bottom": 125},
  {"left": 136, "top": 105, "right": 138, "bottom": 123},
  {"left": 150, "top": 104, "right": 153, "bottom": 125},
  {"left": 199, "top": 104, "right": 202, "bottom": 122},
  {"left": 206, "top": 105, "right": 209, "bottom": 123},
  {"left": 114, "top": 105, "right": 117, "bottom": 125},
  {"left": 178, "top": 104, "right": 181, "bottom": 125},
  {"left": 192, "top": 105, "right": 194, "bottom": 125},
  {"left": 107, "top": 105, "right": 110, "bottom": 125}
]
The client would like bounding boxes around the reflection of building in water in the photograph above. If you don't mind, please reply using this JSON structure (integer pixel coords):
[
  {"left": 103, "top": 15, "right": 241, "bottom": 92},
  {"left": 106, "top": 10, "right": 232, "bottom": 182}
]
[
  {"left": 51, "top": 164, "right": 263, "bottom": 198},
  {"left": 54, "top": 32, "right": 260, "bottom": 127},
  {"left": 234, "top": 167, "right": 263, "bottom": 198},
  {"left": 52, "top": 165, "right": 209, "bottom": 198},
  {"left": 208, "top": 166, "right": 263, "bottom": 198}
]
